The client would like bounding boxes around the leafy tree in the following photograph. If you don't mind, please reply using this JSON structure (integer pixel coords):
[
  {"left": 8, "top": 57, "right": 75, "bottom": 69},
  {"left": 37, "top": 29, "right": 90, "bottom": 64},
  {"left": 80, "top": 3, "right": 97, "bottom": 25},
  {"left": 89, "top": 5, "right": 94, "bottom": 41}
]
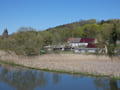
[
  {"left": 72, "top": 24, "right": 83, "bottom": 37},
  {"left": 82, "top": 24, "right": 100, "bottom": 38},
  {"left": 101, "top": 23, "right": 113, "bottom": 42},
  {"left": 107, "top": 24, "right": 117, "bottom": 57}
]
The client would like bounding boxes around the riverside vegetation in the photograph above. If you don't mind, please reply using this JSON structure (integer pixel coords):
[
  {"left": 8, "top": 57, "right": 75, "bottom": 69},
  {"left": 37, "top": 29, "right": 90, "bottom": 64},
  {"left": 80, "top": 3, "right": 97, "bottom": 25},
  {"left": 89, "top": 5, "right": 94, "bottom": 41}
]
[{"left": 0, "top": 51, "right": 120, "bottom": 78}]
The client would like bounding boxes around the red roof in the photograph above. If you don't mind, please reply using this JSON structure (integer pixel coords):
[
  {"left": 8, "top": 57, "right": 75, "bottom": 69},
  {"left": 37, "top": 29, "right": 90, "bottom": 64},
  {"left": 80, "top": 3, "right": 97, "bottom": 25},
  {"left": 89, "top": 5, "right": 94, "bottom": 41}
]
[
  {"left": 87, "top": 43, "right": 96, "bottom": 48},
  {"left": 67, "top": 38, "right": 73, "bottom": 41},
  {"left": 80, "top": 38, "right": 95, "bottom": 43}
]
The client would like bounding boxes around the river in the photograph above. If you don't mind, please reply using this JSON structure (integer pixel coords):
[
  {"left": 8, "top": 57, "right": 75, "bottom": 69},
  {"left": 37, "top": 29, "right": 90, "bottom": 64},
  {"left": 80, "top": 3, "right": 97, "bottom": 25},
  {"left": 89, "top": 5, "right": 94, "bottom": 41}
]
[{"left": 0, "top": 64, "right": 120, "bottom": 90}]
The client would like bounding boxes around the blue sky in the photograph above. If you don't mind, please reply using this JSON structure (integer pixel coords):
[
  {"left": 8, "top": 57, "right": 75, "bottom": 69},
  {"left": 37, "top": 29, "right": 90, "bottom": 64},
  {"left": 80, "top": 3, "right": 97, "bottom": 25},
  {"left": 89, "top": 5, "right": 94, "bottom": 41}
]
[{"left": 0, "top": 0, "right": 120, "bottom": 35}]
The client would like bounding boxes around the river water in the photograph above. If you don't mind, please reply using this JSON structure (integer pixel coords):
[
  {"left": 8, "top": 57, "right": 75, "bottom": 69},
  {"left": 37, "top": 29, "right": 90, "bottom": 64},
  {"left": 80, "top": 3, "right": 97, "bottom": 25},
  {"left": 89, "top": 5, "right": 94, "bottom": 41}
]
[{"left": 0, "top": 64, "right": 120, "bottom": 90}]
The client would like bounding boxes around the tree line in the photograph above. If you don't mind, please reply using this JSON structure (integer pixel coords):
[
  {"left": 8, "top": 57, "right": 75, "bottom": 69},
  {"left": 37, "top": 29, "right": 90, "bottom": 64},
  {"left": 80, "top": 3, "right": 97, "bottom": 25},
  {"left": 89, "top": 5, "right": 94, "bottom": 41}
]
[{"left": 0, "top": 19, "right": 120, "bottom": 55}]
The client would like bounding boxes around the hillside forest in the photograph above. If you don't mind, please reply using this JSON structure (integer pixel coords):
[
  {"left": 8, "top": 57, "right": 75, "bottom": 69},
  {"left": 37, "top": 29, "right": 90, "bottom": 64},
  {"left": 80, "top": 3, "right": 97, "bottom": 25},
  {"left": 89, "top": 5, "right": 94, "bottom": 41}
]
[{"left": 0, "top": 19, "right": 120, "bottom": 56}]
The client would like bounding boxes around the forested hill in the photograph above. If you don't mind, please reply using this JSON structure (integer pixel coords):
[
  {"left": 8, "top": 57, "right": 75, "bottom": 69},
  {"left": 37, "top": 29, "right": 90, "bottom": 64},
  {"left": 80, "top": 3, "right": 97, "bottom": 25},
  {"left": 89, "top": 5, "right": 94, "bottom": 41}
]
[
  {"left": 0, "top": 19, "right": 120, "bottom": 55},
  {"left": 45, "top": 19, "right": 120, "bottom": 41}
]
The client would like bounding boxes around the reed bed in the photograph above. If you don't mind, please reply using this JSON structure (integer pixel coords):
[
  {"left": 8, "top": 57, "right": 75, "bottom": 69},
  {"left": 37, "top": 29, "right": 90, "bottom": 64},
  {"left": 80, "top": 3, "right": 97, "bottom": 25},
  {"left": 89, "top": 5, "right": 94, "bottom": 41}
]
[{"left": 0, "top": 51, "right": 120, "bottom": 77}]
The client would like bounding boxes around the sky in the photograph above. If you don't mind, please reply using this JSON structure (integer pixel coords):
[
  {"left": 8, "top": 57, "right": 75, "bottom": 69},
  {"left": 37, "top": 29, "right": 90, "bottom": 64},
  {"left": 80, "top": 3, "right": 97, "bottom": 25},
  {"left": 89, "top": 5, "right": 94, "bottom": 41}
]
[{"left": 0, "top": 0, "right": 120, "bottom": 35}]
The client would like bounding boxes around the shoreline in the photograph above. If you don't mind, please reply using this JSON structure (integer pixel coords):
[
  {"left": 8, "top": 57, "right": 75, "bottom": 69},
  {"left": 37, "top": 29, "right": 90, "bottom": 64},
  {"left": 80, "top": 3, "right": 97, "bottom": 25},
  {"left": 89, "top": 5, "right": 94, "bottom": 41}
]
[{"left": 0, "top": 51, "right": 120, "bottom": 79}]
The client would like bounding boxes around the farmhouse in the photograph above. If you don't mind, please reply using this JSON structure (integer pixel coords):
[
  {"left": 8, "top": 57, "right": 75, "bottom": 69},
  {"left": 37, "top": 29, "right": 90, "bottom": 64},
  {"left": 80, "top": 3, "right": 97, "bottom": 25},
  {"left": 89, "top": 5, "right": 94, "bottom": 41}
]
[
  {"left": 67, "top": 38, "right": 100, "bottom": 53},
  {"left": 67, "top": 38, "right": 97, "bottom": 47}
]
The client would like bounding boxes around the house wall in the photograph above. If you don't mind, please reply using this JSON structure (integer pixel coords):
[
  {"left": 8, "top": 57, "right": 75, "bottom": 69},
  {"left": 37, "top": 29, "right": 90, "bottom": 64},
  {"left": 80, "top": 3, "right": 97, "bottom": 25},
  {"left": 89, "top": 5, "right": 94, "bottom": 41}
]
[
  {"left": 74, "top": 48, "right": 97, "bottom": 53},
  {"left": 94, "top": 39, "right": 98, "bottom": 44},
  {"left": 87, "top": 48, "right": 97, "bottom": 53},
  {"left": 69, "top": 43, "right": 88, "bottom": 47},
  {"left": 74, "top": 49, "right": 86, "bottom": 53}
]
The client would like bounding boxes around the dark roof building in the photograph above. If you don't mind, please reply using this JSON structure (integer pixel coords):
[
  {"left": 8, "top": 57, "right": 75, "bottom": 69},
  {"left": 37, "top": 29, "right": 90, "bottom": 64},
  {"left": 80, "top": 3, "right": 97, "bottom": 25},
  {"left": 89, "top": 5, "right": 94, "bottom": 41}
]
[{"left": 80, "top": 38, "right": 95, "bottom": 43}]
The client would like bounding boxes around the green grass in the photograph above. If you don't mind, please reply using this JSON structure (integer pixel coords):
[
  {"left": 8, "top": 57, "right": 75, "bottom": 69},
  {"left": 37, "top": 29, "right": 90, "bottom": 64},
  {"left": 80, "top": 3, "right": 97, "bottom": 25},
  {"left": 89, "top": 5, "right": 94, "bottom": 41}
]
[{"left": 0, "top": 59, "right": 120, "bottom": 80}]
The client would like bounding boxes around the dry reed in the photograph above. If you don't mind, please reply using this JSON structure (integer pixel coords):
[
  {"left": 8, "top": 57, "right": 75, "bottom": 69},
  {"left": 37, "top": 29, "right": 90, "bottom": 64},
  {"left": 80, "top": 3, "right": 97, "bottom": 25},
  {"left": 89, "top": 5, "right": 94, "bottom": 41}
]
[{"left": 0, "top": 50, "right": 120, "bottom": 77}]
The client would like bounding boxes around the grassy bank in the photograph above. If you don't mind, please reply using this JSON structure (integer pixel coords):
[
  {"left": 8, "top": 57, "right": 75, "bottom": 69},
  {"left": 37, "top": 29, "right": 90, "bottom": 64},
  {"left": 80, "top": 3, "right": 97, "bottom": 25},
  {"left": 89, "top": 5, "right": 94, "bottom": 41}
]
[{"left": 0, "top": 59, "right": 120, "bottom": 80}]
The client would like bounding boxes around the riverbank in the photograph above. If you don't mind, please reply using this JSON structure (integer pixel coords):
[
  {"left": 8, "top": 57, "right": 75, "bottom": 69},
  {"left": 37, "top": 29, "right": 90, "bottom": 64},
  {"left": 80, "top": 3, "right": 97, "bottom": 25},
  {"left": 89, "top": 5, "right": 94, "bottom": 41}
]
[{"left": 0, "top": 51, "right": 120, "bottom": 79}]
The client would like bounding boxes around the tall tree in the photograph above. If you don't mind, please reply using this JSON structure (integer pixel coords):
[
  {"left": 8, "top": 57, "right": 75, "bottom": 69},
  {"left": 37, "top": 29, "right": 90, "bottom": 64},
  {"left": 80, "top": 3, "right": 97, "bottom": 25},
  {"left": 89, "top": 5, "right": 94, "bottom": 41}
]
[
  {"left": 109, "top": 24, "right": 118, "bottom": 46},
  {"left": 2, "top": 29, "right": 8, "bottom": 39},
  {"left": 107, "top": 24, "right": 118, "bottom": 57}
]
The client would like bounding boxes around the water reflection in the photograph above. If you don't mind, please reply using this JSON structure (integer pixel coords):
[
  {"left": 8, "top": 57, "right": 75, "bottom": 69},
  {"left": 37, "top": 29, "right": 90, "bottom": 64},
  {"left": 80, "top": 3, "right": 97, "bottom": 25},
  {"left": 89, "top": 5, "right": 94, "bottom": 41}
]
[
  {"left": 94, "top": 78, "right": 119, "bottom": 90},
  {"left": 0, "top": 65, "right": 49, "bottom": 90},
  {"left": 52, "top": 73, "right": 60, "bottom": 84},
  {"left": 0, "top": 64, "right": 119, "bottom": 90},
  {"left": 110, "top": 80, "right": 118, "bottom": 90}
]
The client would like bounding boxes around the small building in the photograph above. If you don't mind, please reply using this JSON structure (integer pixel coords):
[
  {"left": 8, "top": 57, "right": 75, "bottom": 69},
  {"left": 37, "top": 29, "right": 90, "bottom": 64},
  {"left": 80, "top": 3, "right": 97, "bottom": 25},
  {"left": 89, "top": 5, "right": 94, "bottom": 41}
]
[
  {"left": 44, "top": 45, "right": 52, "bottom": 51},
  {"left": 67, "top": 38, "right": 81, "bottom": 47},
  {"left": 53, "top": 45, "right": 65, "bottom": 51}
]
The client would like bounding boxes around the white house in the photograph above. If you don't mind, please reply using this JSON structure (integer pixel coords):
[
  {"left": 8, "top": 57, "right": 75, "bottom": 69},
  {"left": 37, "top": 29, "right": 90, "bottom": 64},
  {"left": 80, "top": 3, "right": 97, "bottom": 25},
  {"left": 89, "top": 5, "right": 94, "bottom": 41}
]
[{"left": 67, "top": 38, "right": 82, "bottom": 47}]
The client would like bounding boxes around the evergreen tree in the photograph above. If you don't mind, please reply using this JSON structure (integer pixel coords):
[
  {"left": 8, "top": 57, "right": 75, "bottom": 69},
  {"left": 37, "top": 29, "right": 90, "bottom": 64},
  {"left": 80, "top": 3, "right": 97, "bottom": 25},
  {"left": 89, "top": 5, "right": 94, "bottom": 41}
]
[
  {"left": 107, "top": 24, "right": 117, "bottom": 57},
  {"left": 2, "top": 29, "right": 8, "bottom": 39}
]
